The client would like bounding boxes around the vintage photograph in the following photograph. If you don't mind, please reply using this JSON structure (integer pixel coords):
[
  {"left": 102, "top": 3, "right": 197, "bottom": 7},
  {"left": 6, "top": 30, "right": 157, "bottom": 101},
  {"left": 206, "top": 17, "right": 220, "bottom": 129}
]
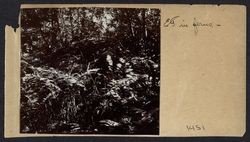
[{"left": 20, "top": 7, "right": 160, "bottom": 134}]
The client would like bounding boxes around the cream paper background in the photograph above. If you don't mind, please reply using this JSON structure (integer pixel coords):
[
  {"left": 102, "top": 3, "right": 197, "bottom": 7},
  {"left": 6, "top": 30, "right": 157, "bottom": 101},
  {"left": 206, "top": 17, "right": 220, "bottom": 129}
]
[{"left": 5, "top": 4, "right": 246, "bottom": 137}]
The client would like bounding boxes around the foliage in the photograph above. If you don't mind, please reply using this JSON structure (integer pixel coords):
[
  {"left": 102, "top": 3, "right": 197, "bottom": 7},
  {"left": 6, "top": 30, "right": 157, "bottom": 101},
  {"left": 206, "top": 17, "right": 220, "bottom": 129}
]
[{"left": 20, "top": 7, "right": 160, "bottom": 134}]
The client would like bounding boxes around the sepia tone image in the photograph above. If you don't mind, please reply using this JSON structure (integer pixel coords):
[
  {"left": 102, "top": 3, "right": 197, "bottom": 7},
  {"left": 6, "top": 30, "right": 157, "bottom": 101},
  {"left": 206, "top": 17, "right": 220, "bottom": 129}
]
[{"left": 20, "top": 7, "right": 160, "bottom": 134}]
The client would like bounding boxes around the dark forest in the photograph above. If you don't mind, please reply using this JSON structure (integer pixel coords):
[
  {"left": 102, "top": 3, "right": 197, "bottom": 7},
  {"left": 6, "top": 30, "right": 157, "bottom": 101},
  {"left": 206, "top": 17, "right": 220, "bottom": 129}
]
[{"left": 20, "top": 7, "right": 160, "bottom": 134}]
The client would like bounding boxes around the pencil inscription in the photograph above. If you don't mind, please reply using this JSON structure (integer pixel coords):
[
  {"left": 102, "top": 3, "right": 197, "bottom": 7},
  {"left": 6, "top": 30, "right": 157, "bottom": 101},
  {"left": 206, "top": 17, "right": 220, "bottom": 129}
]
[
  {"left": 164, "top": 16, "right": 220, "bottom": 35},
  {"left": 186, "top": 124, "right": 205, "bottom": 131},
  {"left": 163, "top": 16, "right": 180, "bottom": 27}
]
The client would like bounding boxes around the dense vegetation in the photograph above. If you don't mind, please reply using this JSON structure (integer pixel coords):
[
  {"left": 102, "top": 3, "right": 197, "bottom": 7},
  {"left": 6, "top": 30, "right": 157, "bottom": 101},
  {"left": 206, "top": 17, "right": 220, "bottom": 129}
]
[{"left": 20, "top": 7, "right": 160, "bottom": 134}]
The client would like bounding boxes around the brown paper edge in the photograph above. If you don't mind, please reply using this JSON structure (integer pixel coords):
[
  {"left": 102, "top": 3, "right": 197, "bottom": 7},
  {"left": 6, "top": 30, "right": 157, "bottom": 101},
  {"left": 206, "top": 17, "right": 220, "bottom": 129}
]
[{"left": 4, "top": 4, "right": 246, "bottom": 137}]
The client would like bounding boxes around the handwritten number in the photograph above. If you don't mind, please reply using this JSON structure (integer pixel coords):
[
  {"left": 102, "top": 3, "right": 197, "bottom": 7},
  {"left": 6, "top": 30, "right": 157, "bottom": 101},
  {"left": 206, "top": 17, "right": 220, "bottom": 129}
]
[
  {"left": 164, "top": 16, "right": 179, "bottom": 27},
  {"left": 186, "top": 124, "right": 205, "bottom": 131}
]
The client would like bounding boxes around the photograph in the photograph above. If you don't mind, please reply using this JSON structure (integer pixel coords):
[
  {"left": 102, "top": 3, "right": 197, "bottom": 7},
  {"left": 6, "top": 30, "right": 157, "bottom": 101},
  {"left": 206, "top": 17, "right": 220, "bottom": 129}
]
[{"left": 20, "top": 7, "right": 160, "bottom": 135}]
